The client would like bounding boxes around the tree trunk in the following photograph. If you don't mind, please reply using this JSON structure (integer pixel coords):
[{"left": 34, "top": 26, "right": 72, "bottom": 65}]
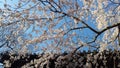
[{"left": 118, "top": 25, "right": 120, "bottom": 46}]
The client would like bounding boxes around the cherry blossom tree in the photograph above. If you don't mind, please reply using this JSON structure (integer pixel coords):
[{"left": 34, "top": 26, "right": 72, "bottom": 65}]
[{"left": 0, "top": 0, "right": 120, "bottom": 54}]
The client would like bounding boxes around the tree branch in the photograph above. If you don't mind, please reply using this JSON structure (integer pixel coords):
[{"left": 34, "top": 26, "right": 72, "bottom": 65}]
[
  {"left": 64, "top": 26, "right": 87, "bottom": 35},
  {"left": 98, "top": 23, "right": 120, "bottom": 34},
  {"left": 0, "top": 41, "right": 7, "bottom": 48}
]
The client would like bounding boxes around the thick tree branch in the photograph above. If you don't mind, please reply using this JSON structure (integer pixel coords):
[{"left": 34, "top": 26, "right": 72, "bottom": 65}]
[
  {"left": 98, "top": 23, "right": 120, "bottom": 34},
  {"left": 88, "top": 23, "right": 120, "bottom": 44}
]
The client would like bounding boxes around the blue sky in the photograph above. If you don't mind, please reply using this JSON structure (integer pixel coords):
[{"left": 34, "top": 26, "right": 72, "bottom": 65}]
[{"left": 0, "top": 0, "right": 102, "bottom": 54}]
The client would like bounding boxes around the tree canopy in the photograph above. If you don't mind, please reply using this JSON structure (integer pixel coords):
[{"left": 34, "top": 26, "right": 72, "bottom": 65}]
[{"left": 0, "top": 0, "right": 120, "bottom": 54}]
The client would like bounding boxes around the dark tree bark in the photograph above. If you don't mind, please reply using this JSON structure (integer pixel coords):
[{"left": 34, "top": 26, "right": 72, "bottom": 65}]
[{"left": 118, "top": 25, "right": 120, "bottom": 46}]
